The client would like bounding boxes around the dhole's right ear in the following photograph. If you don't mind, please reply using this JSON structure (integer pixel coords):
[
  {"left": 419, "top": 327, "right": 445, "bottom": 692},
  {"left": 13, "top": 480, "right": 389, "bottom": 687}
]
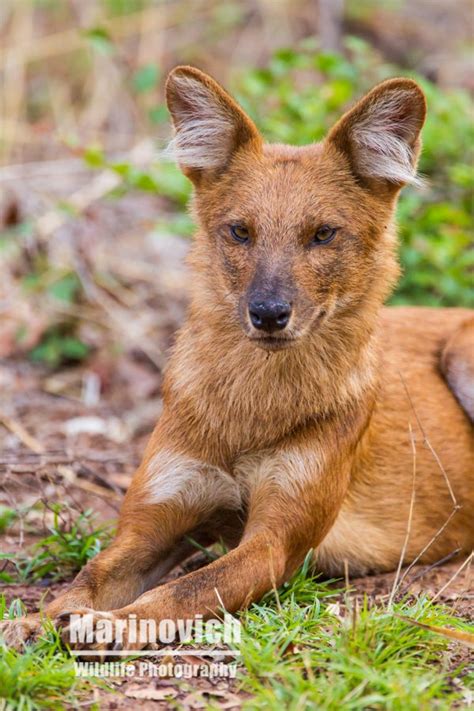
[{"left": 165, "top": 66, "right": 262, "bottom": 183}]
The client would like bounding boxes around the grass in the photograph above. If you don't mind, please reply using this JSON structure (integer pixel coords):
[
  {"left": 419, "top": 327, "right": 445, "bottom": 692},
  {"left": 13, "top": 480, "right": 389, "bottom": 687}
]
[
  {"left": 1, "top": 553, "right": 472, "bottom": 710},
  {"left": 0, "top": 598, "right": 99, "bottom": 710},
  {"left": 0, "top": 503, "right": 113, "bottom": 584},
  {"left": 238, "top": 557, "right": 473, "bottom": 710}
]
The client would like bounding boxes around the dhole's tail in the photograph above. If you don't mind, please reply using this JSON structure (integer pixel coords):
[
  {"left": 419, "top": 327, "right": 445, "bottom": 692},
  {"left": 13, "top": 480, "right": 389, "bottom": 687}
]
[{"left": 440, "top": 317, "right": 474, "bottom": 421}]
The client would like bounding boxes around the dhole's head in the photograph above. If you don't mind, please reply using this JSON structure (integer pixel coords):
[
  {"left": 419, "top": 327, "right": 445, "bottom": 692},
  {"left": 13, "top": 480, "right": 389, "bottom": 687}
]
[{"left": 166, "top": 67, "right": 426, "bottom": 350}]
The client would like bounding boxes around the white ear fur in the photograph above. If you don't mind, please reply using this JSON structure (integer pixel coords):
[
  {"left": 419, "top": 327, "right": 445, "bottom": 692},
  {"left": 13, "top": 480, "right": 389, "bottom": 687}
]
[
  {"left": 351, "top": 89, "right": 423, "bottom": 185},
  {"left": 165, "top": 74, "right": 237, "bottom": 170}
]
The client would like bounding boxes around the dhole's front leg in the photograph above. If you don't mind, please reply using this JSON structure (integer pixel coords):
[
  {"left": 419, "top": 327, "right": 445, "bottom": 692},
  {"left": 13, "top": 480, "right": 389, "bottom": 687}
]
[
  {"left": 0, "top": 432, "right": 243, "bottom": 649},
  {"left": 59, "top": 439, "right": 352, "bottom": 654}
]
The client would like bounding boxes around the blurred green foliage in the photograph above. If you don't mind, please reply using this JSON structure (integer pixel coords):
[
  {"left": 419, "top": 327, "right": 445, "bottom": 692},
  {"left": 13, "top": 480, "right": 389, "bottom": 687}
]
[
  {"left": 231, "top": 38, "right": 473, "bottom": 306},
  {"left": 29, "top": 328, "right": 90, "bottom": 367}
]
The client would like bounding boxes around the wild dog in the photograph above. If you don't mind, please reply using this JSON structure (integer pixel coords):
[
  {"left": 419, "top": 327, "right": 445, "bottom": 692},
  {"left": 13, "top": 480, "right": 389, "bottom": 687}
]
[{"left": 2, "top": 68, "right": 473, "bottom": 653}]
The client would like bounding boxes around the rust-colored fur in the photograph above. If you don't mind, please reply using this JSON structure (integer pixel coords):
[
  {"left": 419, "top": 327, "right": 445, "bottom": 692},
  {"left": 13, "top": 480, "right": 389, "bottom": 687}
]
[{"left": 2, "top": 68, "right": 473, "bottom": 653}]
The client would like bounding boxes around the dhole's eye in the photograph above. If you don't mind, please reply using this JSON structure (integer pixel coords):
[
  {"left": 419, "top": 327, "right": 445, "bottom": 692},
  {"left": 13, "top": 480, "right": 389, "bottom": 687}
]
[
  {"left": 311, "top": 225, "right": 338, "bottom": 245},
  {"left": 230, "top": 225, "right": 249, "bottom": 244}
]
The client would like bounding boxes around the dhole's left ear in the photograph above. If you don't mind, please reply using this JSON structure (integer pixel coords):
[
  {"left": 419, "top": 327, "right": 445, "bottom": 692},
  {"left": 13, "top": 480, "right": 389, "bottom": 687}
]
[
  {"left": 325, "top": 78, "right": 426, "bottom": 190},
  {"left": 165, "top": 66, "right": 262, "bottom": 183}
]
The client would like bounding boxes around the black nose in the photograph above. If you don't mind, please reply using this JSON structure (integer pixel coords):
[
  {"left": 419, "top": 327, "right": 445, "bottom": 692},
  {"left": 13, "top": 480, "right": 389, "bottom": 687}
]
[{"left": 248, "top": 299, "right": 292, "bottom": 333}]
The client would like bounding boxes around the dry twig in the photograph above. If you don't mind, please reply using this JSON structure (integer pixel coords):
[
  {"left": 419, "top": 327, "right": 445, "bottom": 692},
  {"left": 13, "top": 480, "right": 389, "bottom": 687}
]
[
  {"left": 395, "top": 372, "right": 460, "bottom": 591},
  {"left": 388, "top": 422, "right": 417, "bottom": 608},
  {"left": 0, "top": 412, "right": 45, "bottom": 455},
  {"left": 430, "top": 552, "right": 473, "bottom": 604}
]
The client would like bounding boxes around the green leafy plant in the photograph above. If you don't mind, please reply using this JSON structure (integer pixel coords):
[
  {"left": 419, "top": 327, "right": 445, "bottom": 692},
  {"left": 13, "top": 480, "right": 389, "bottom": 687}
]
[
  {"left": 132, "top": 63, "right": 160, "bottom": 94},
  {"left": 0, "top": 504, "right": 113, "bottom": 584},
  {"left": 83, "top": 26, "right": 114, "bottom": 55},
  {"left": 29, "top": 327, "right": 90, "bottom": 367},
  {"left": 19, "top": 265, "right": 90, "bottom": 367},
  {"left": 0, "top": 506, "right": 17, "bottom": 535}
]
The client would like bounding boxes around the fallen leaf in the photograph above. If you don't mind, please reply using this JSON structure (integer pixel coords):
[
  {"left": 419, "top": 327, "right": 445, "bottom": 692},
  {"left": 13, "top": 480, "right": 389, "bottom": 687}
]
[
  {"left": 326, "top": 602, "right": 342, "bottom": 618},
  {"left": 180, "top": 653, "right": 210, "bottom": 665},
  {"left": 125, "top": 684, "right": 178, "bottom": 700},
  {"left": 182, "top": 690, "right": 242, "bottom": 709},
  {"left": 63, "top": 415, "right": 128, "bottom": 442}
]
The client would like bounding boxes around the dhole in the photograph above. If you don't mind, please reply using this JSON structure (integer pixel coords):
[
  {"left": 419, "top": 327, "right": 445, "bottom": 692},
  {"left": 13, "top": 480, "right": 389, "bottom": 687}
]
[{"left": 2, "top": 67, "right": 473, "bottom": 652}]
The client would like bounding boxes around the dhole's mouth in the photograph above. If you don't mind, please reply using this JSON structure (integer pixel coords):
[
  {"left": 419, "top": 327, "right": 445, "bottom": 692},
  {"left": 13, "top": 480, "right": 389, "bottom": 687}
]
[{"left": 249, "top": 335, "right": 297, "bottom": 351}]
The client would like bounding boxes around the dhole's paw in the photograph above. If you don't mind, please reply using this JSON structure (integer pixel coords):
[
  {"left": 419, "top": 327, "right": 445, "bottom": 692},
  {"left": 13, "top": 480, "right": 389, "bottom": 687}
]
[
  {"left": 55, "top": 608, "right": 145, "bottom": 661},
  {"left": 0, "top": 615, "right": 43, "bottom": 650}
]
